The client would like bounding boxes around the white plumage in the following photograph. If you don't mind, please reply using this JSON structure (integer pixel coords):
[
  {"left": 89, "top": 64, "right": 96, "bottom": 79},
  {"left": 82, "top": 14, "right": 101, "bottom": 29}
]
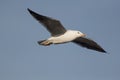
[
  {"left": 28, "top": 8, "right": 107, "bottom": 53},
  {"left": 48, "top": 30, "right": 85, "bottom": 44}
]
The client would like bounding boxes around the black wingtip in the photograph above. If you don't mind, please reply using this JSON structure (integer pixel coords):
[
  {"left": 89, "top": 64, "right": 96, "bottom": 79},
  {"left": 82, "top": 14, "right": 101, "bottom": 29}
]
[
  {"left": 100, "top": 49, "right": 109, "bottom": 54},
  {"left": 27, "top": 8, "right": 30, "bottom": 11},
  {"left": 102, "top": 50, "right": 107, "bottom": 53},
  {"left": 97, "top": 47, "right": 107, "bottom": 53},
  {"left": 27, "top": 8, "right": 29, "bottom": 10},
  {"left": 27, "top": 8, "right": 37, "bottom": 15},
  {"left": 27, "top": 8, "right": 42, "bottom": 18},
  {"left": 103, "top": 51, "right": 109, "bottom": 54},
  {"left": 27, "top": 8, "right": 33, "bottom": 13}
]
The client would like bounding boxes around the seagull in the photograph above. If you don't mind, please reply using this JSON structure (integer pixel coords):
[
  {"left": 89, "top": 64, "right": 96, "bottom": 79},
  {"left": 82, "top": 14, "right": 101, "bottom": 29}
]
[{"left": 27, "top": 8, "right": 107, "bottom": 53}]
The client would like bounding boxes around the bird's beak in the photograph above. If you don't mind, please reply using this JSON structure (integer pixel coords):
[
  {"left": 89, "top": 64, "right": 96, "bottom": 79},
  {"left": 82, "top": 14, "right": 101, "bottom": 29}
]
[{"left": 82, "top": 33, "right": 86, "bottom": 37}]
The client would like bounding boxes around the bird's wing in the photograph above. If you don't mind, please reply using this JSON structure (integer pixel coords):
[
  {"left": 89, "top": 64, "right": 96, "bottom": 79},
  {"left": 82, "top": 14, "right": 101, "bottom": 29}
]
[
  {"left": 73, "top": 37, "right": 106, "bottom": 53},
  {"left": 27, "top": 8, "right": 66, "bottom": 36}
]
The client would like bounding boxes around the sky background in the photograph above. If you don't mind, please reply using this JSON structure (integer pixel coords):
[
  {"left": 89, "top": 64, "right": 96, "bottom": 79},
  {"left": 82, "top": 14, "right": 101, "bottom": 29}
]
[{"left": 0, "top": 0, "right": 120, "bottom": 80}]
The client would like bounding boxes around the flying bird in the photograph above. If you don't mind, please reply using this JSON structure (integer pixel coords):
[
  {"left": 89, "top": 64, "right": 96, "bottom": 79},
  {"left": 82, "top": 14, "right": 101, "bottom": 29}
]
[{"left": 27, "top": 8, "right": 107, "bottom": 53}]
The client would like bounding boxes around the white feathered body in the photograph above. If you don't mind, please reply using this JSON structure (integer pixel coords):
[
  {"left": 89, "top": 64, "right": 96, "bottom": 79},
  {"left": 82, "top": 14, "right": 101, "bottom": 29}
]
[{"left": 48, "top": 30, "right": 84, "bottom": 44}]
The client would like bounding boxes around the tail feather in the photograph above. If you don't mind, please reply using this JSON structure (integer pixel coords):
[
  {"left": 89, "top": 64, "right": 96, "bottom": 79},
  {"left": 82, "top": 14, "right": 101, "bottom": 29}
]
[
  {"left": 37, "top": 40, "right": 52, "bottom": 46},
  {"left": 37, "top": 40, "right": 46, "bottom": 45}
]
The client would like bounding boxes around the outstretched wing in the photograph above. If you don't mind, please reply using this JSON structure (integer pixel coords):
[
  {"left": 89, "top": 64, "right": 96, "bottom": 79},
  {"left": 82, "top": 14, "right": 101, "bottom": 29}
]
[
  {"left": 27, "top": 8, "right": 66, "bottom": 36},
  {"left": 73, "top": 37, "right": 106, "bottom": 53}
]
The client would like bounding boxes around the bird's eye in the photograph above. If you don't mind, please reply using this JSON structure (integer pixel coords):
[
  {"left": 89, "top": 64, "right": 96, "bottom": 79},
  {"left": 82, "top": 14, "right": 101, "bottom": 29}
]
[{"left": 77, "top": 32, "right": 80, "bottom": 34}]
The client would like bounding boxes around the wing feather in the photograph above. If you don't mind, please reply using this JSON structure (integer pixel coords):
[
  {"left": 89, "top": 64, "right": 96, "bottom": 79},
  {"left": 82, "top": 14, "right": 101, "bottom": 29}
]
[
  {"left": 28, "top": 8, "right": 66, "bottom": 36},
  {"left": 73, "top": 37, "right": 106, "bottom": 53}
]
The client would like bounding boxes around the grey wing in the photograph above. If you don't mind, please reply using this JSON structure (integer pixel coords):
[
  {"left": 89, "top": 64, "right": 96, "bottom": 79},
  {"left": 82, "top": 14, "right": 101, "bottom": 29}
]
[
  {"left": 73, "top": 37, "right": 106, "bottom": 53},
  {"left": 27, "top": 8, "right": 66, "bottom": 36}
]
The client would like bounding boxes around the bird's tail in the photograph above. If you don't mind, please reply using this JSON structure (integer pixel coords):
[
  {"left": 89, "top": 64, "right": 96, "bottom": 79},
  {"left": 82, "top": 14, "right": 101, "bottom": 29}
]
[{"left": 37, "top": 40, "right": 52, "bottom": 46}]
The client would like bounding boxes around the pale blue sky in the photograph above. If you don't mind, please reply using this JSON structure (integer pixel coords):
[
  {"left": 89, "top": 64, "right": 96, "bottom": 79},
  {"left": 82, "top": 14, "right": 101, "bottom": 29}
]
[{"left": 0, "top": 0, "right": 120, "bottom": 80}]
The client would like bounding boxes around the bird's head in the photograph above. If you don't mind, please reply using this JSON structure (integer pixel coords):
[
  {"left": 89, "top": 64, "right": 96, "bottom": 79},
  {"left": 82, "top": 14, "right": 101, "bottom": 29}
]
[{"left": 75, "top": 31, "right": 86, "bottom": 37}]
